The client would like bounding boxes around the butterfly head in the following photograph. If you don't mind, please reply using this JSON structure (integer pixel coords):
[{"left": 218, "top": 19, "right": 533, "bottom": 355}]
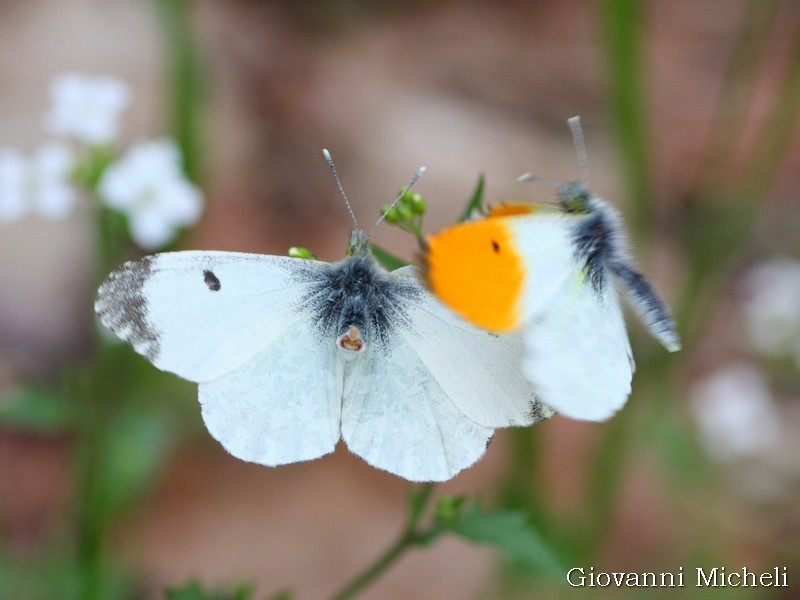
[
  {"left": 558, "top": 181, "right": 592, "bottom": 215},
  {"left": 346, "top": 229, "right": 371, "bottom": 257}
]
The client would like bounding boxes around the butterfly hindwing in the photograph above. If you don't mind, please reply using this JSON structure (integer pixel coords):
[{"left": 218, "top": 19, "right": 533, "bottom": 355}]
[
  {"left": 522, "top": 266, "right": 634, "bottom": 421},
  {"left": 199, "top": 319, "right": 343, "bottom": 466},
  {"left": 341, "top": 320, "right": 493, "bottom": 483}
]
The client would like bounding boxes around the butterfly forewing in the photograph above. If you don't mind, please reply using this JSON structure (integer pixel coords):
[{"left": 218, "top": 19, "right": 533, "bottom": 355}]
[{"left": 95, "top": 251, "right": 325, "bottom": 383}]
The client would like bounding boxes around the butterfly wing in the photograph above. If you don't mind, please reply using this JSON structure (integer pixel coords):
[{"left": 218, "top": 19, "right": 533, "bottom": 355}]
[
  {"left": 425, "top": 212, "right": 575, "bottom": 332},
  {"left": 199, "top": 318, "right": 343, "bottom": 466},
  {"left": 97, "top": 250, "right": 344, "bottom": 466},
  {"left": 95, "top": 251, "right": 326, "bottom": 382},
  {"left": 522, "top": 269, "right": 634, "bottom": 421},
  {"left": 341, "top": 331, "right": 493, "bottom": 482},
  {"left": 390, "top": 266, "right": 552, "bottom": 428}
]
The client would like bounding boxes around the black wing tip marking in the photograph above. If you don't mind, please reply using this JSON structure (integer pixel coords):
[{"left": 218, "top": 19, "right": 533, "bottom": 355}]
[
  {"left": 95, "top": 256, "right": 161, "bottom": 361},
  {"left": 529, "top": 400, "right": 556, "bottom": 423}
]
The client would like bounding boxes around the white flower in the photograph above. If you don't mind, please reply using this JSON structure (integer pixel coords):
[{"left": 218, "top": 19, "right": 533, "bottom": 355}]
[
  {"left": 689, "top": 363, "right": 782, "bottom": 461},
  {"left": 99, "top": 139, "right": 203, "bottom": 249},
  {"left": 45, "top": 73, "right": 131, "bottom": 145},
  {"left": 0, "top": 142, "right": 76, "bottom": 222},
  {"left": 741, "top": 258, "right": 800, "bottom": 364}
]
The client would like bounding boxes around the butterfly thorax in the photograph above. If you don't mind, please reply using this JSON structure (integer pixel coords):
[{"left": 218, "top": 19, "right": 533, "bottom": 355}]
[
  {"left": 568, "top": 195, "right": 628, "bottom": 296},
  {"left": 310, "top": 250, "right": 418, "bottom": 358}
]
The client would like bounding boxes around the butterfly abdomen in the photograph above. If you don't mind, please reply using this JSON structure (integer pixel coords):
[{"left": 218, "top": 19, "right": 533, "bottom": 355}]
[{"left": 610, "top": 262, "right": 681, "bottom": 352}]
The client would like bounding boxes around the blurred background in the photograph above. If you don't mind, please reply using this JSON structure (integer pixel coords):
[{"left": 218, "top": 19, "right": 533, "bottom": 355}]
[{"left": 0, "top": 0, "right": 799, "bottom": 598}]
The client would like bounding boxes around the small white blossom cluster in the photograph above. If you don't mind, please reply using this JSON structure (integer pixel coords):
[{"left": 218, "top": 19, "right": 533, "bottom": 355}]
[
  {"left": 45, "top": 74, "right": 131, "bottom": 145},
  {"left": 689, "top": 258, "right": 800, "bottom": 464},
  {"left": 0, "top": 142, "right": 75, "bottom": 222},
  {"left": 741, "top": 258, "right": 800, "bottom": 365},
  {"left": 689, "top": 363, "right": 782, "bottom": 462},
  {"left": 100, "top": 140, "right": 203, "bottom": 249},
  {"left": 0, "top": 73, "right": 203, "bottom": 249}
]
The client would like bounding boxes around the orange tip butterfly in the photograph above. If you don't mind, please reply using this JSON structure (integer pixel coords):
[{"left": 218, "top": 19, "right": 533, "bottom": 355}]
[{"left": 424, "top": 117, "right": 680, "bottom": 421}]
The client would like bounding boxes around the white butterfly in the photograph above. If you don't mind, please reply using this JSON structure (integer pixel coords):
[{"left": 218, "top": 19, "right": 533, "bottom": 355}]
[
  {"left": 95, "top": 154, "right": 551, "bottom": 482},
  {"left": 424, "top": 118, "right": 680, "bottom": 422}
]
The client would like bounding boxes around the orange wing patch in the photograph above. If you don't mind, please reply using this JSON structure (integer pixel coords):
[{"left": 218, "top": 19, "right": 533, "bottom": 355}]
[
  {"left": 486, "top": 202, "right": 539, "bottom": 218},
  {"left": 425, "top": 218, "right": 525, "bottom": 333}
]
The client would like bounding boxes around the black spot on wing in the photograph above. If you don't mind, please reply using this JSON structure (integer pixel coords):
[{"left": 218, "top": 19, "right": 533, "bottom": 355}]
[
  {"left": 203, "top": 269, "right": 221, "bottom": 291},
  {"left": 491, "top": 240, "right": 500, "bottom": 253},
  {"left": 95, "top": 256, "right": 160, "bottom": 361}
]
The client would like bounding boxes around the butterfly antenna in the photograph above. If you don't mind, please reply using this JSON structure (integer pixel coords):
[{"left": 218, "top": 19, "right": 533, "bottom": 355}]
[
  {"left": 567, "top": 115, "right": 590, "bottom": 184},
  {"left": 368, "top": 164, "right": 427, "bottom": 238},
  {"left": 517, "top": 172, "right": 564, "bottom": 188},
  {"left": 323, "top": 149, "right": 358, "bottom": 230}
]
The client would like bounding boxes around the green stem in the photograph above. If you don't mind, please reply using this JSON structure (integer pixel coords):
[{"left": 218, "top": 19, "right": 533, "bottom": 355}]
[
  {"left": 676, "top": 17, "right": 800, "bottom": 348},
  {"left": 580, "top": 0, "right": 651, "bottom": 558},
  {"left": 597, "top": 0, "right": 652, "bottom": 239},
  {"left": 690, "top": 0, "right": 780, "bottom": 195},
  {"left": 329, "top": 484, "right": 436, "bottom": 600},
  {"left": 75, "top": 377, "right": 105, "bottom": 600},
  {"left": 500, "top": 429, "right": 545, "bottom": 527},
  {"left": 75, "top": 207, "right": 121, "bottom": 600},
  {"left": 737, "top": 29, "right": 800, "bottom": 200},
  {"left": 153, "top": 0, "right": 206, "bottom": 182}
]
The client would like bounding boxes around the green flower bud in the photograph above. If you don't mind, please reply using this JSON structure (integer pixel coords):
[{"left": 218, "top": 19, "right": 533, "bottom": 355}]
[
  {"left": 382, "top": 204, "right": 399, "bottom": 224},
  {"left": 408, "top": 192, "right": 426, "bottom": 215},
  {"left": 288, "top": 246, "right": 317, "bottom": 260},
  {"left": 396, "top": 203, "right": 414, "bottom": 224}
]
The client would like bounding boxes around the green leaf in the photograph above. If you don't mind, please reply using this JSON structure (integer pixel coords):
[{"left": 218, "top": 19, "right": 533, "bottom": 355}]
[
  {"left": 166, "top": 580, "right": 257, "bottom": 600},
  {"left": 449, "top": 503, "right": 564, "bottom": 581},
  {"left": 102, "top": 407, "right": 173, "bottom": 517},
  {"left": 457, "top": 174, "right": 485, "bottom": 222},
  {"left": 370, "top": 244, "right": 408, "bottom": 270},
  {"left": 0, "top": 386, "right": 77, "bottom": 434}
]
